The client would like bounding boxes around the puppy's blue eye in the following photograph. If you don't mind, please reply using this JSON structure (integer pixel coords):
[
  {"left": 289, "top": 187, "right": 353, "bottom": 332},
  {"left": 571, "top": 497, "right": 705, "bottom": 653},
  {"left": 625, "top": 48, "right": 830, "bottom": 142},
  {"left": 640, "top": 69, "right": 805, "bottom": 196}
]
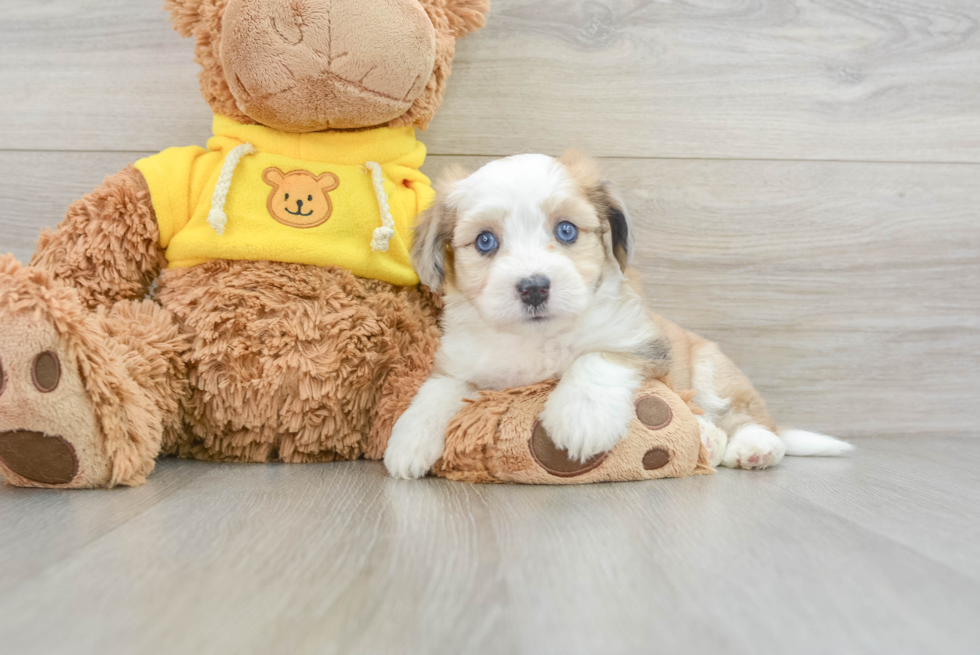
[
  {"left": 555, "top": 221, "right": 579, "bottom": 244},
  {"left": 475, "top": 231, "right": 499, "bottom": 254}
]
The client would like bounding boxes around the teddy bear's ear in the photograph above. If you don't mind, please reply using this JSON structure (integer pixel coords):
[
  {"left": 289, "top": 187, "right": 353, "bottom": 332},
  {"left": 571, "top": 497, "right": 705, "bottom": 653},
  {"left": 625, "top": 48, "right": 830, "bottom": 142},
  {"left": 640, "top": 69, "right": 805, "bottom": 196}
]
[
  {"left": 164, "top": 0, "right": 205, "bottom": 38},
  {"left": 439, "top": 0, "right": 491, "bottom": 38}
]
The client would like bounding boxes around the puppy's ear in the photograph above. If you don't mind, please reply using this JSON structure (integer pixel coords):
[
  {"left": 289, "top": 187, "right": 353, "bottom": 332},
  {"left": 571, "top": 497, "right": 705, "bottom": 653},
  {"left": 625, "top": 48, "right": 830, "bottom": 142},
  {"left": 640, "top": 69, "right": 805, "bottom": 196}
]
[
  {"left": 559, "top": 150, "right": 634, "bottom": 272},
  {"left": 412, "top": 164, "right": 470, "bottom": 292},
  {"left": 598, "top": 182, "right": 634, "bottom": 271}
]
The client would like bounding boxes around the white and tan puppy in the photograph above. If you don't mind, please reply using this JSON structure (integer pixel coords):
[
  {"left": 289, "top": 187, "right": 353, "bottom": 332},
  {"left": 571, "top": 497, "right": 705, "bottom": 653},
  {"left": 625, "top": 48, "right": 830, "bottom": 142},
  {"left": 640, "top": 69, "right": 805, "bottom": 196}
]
[{"left": 384, "top": 152, "right": 851, "bottom": 479}]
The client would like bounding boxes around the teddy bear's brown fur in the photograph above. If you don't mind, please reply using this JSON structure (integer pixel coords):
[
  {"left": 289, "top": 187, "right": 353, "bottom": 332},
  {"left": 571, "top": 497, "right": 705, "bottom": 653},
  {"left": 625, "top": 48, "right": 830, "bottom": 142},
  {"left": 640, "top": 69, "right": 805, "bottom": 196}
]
[{"left": 0, "top": 0, "right": 489, "bottom": 488}]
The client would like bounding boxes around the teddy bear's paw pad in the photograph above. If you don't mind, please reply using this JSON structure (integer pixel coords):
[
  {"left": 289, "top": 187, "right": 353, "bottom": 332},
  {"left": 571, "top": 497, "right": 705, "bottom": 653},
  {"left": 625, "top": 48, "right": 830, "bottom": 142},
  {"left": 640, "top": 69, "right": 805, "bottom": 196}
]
[
  {"left": 641, "top": 447, "right": 670, "bottom": 471},
  {"left": 635, "top": 396, "right": 673, "bottom": 430},
  {"left": 0, "top": 430, "right": 78, "bottom": 485},
  {"left": 529, "top": 421, "right": 608, "bottom": 478},
  {"left": 0, "top": 347, "right": 74, "bottom": 485},
  {"left": 30, "top": 351, "right": 62, "bottom": 392},
  {"left": 635, "top": 397, "right": 675, "bottom": 471}
]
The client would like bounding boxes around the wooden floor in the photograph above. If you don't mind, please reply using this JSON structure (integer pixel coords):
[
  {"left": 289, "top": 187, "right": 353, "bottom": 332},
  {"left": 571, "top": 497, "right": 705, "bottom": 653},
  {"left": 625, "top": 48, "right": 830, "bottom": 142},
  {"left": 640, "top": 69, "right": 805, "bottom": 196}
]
[
  {"left": 2, "top": 1, "right": 979, "bottom": 652},
  {"left": 0, "top": 437, "right": 978, "bottom": 655}
]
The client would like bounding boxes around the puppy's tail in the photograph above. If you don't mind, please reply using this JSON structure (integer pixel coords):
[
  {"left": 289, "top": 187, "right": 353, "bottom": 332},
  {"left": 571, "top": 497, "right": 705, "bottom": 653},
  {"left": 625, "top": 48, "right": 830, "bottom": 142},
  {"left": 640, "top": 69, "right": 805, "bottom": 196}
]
[{"left": 779, "top": 428, "right": 855, "bottom": 457}]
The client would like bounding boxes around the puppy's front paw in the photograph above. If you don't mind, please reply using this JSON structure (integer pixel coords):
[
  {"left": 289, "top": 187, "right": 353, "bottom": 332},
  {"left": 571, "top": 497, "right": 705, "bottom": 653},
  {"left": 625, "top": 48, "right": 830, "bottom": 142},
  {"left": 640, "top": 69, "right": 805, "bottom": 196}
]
[
  {"left": 722, "top": 425, "right": 786, "bottom": 470},
  {"left": 384, "top": 414, "right": 445, "bottom": 480},
  {"left": 540, "top": 381, "right": 634, "bottom": 463}
]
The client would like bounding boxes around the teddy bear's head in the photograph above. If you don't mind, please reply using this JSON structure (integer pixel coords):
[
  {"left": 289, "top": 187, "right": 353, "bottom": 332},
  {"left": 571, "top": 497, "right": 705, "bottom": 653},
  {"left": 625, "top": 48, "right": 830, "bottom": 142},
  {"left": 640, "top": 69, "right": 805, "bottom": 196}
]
[{"left": 165, "top": 0, "right": 489, "bottom": 132}]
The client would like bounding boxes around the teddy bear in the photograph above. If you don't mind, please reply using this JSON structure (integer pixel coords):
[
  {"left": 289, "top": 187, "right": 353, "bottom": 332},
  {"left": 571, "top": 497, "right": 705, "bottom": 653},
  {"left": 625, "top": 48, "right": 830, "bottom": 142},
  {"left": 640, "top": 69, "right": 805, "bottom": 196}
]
[{"left": 0, "top": 0, "right": 491, "bottom": 488}]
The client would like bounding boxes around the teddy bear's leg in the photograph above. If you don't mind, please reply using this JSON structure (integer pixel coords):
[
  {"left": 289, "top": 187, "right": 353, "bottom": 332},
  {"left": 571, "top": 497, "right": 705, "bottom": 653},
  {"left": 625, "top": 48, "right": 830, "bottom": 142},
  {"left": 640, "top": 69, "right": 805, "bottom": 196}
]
[
  {"left": 155, "top": 261, "right": 437, "bottom": 463},
  {"left": 0, "top": 166, "right": 180, "bottom": 488},
  {"left": 0, "top": 261, "right": 186, "bottom": 488},
  {"left": 94, "top": 300, "right": 190, "bottom": 457}
]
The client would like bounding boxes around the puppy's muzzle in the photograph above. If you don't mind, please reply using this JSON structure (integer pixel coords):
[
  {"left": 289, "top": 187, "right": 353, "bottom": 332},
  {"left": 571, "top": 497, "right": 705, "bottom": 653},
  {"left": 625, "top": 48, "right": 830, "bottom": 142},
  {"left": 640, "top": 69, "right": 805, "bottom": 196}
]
[{"left": 517, "top": 276, "right": 550, "bottom": 308}]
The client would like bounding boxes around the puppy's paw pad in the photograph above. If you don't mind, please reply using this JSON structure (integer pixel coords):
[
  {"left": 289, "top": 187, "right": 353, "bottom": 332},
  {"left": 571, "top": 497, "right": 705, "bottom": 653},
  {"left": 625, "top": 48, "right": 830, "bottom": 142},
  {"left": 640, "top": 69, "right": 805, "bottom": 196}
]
[{"left": 721, "top": 425, "right": 786, "bottom": 470}]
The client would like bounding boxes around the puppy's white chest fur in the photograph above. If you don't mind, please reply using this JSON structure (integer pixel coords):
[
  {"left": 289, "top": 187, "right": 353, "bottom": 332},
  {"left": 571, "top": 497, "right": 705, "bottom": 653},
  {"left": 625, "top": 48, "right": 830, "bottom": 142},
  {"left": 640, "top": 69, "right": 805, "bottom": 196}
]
[{"left": 439, "top": 317, "right": 580, "bottom": 390}]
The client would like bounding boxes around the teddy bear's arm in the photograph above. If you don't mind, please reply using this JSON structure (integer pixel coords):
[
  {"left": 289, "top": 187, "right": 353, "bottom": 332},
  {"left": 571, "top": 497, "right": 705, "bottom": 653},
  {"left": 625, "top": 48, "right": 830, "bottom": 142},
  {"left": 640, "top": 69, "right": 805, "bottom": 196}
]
[{"left": 30, "top": 166, "right": 166, "bottom": 311}]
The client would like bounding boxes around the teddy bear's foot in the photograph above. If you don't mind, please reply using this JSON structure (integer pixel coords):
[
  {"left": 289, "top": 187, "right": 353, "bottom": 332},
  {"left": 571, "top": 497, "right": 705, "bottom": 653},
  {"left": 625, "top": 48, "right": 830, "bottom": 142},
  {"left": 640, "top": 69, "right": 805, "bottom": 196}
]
[
  {"left": 0, "top": 309, "right": 112, "bottom": 488},
  {"left": 0, "top": 260, "right": 168, "bottom": 488},
  {"left": 435, "top": 379, "right": 713, "bottom": 484}
]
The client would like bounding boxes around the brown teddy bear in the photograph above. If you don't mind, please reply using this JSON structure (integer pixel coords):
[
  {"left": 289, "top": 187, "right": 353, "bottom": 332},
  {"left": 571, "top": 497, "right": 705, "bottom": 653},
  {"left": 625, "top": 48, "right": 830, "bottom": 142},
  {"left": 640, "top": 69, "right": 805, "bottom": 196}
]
[{"left": 0, "top": 0, "right": 490, "bottom": 488}]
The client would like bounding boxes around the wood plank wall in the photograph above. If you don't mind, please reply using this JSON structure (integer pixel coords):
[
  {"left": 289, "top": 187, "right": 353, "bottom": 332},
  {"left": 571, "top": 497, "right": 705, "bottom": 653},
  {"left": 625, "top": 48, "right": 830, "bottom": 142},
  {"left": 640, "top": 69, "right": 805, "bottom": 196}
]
[{"left": 1, "top": 0, "right": 977, "bottom": 437}]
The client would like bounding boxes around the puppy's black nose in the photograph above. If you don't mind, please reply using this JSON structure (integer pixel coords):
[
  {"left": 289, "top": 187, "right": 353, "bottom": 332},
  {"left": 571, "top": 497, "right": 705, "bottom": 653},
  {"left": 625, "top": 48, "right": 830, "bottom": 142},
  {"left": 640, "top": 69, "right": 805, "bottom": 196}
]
[{"left": 517, "top": 276, "right": 550, "bottom": 308}]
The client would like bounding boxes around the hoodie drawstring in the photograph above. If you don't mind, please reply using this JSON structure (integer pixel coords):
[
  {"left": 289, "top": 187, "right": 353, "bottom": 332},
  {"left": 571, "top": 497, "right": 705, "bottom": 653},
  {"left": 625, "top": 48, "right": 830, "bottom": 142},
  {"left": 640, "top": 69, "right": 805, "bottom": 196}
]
[
  {"left": 365, "top": 161, "right": 395, "bottom": 252},
  {"left": 207, "top": 142, "right": 256, "bottom": 235}
]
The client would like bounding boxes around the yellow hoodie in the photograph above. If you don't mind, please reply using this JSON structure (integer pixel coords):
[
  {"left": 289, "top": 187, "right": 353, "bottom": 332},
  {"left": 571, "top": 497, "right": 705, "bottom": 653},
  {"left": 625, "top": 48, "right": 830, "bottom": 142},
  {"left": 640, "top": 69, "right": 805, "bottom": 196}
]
[{"left": 134, "top": 115, "right": 434, "bottom": 286}]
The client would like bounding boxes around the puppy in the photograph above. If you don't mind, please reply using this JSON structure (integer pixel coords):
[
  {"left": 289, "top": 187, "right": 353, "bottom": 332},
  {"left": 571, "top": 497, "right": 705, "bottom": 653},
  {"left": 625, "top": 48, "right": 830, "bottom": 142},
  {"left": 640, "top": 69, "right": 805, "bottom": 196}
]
[{"left": 384, "top": 152, "right": 852, "bottom": 479}]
